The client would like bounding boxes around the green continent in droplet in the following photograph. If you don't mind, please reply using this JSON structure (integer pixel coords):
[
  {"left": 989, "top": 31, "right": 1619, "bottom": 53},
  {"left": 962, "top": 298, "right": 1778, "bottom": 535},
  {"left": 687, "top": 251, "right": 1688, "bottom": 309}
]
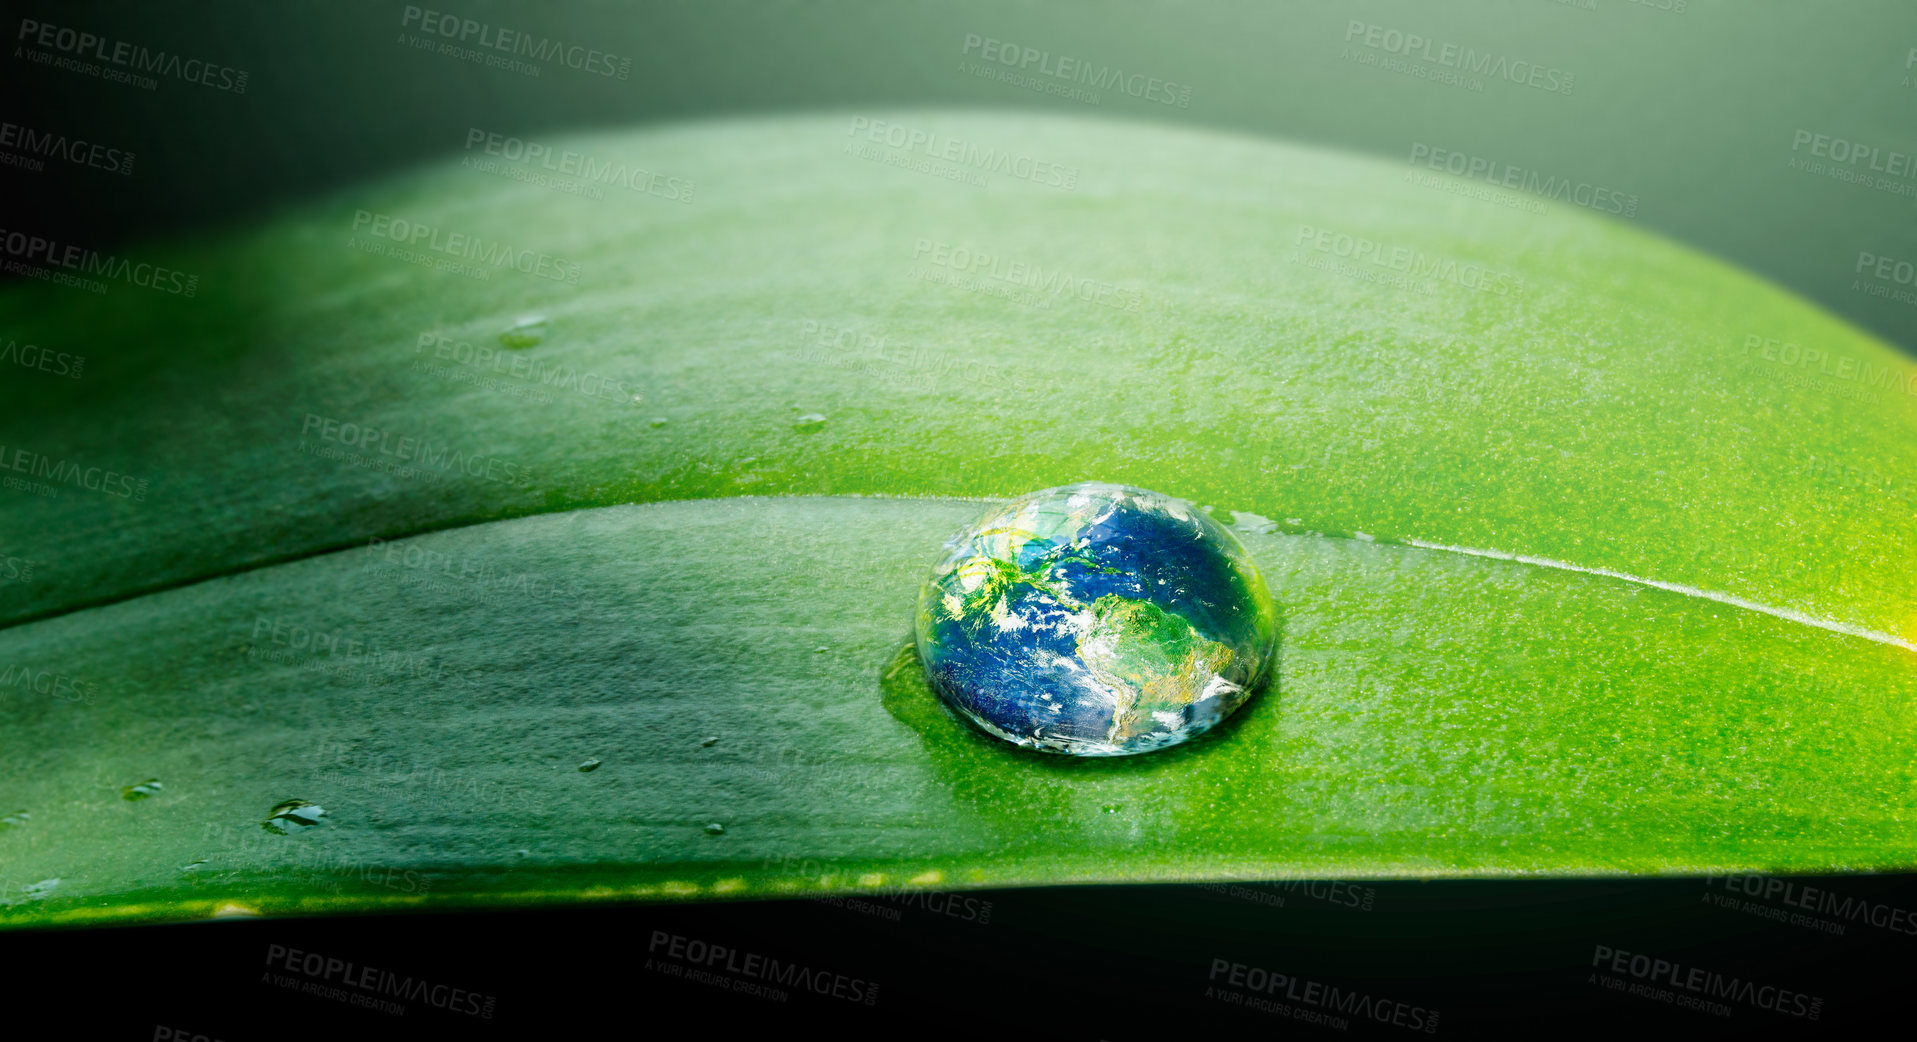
[{"left": 1076, "top": 594, "right": 1235, "bottom": 745}]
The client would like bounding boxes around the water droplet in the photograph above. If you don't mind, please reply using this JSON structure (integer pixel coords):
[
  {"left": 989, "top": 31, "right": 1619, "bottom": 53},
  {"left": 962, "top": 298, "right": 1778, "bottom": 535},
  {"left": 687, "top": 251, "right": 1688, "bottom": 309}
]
[
  {"left": 1101, "top": 803, "right": 1122, "bottom": 814},
  {"left": 121, "top": 779, "right": 163, "bottom": 801},
  {"left": 793, "top": 413, "right": 827, "bottom": 433},
  {"left": 0, "top": 811, "right": 27, "bottom": 828},
  {"left": 649, "top": 417, "right": 669, "bottom": 428},
  {"left": 704, "top": 823, "right": 725, "bottom": 835},
  {"left": 700, "top": 737, "right": 719, "bottom": 747},
  {"left": 917, "top": 483, "right": 1278, "bottom": 756},
  {"left": 578, "top": 758, "right": 602, "bottom": 772},
  {"left": 1354, "top": 531, "right": 1376, "bottom": 542},
  {"left": 17, "top": 878, "right": 60, "bottom": 902},
  {"left": 262, "top": 799, "right": 326, "bottom": 834},
  {"left": 814, "top": 646, "right": 828, "bottom": 654},
  {"left": 498, "top": 315, "right": 548, "bottom": 349},
  {"left": 180, "top": 860, "right": 207, "bottom": 872}
]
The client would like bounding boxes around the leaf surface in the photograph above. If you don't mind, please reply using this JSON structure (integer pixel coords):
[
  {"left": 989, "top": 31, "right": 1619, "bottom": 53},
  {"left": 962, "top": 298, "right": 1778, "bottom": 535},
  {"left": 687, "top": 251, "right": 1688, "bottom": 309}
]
[{"left": 2, "top": 113, "right": 1913, "bottom": 926}]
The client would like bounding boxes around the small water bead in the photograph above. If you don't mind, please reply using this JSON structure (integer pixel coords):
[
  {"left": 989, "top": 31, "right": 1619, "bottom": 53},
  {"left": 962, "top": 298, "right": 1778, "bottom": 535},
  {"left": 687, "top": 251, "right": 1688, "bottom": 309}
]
[
  {"left": 793, "top": 413, "right": 827, "bottom": 433},
  {"left": 498, "top": 316, "right": 548, "bottom": 349},
  {"left": 915, "top": 482, "right": 1278, "bottom": 757},
  {"left": 650, "top": 417, "right": 669, "bottom": 428},
  {"left": 0, "top": 811, "right": 27, "bottom": 828},
  {"left": 262, "top": 799, "right": 326, "bottom": 834},
  {"left": 121, "top": 779, "right": 163, "bottom": 801},
  {"left": 700, "top": 737, "right": 719, "bottom": 747},
  {"left": 578, "top": 758, "right": 602, "bottom": 772},
  {"left": 704, "top": 823, "right": 725, "bottom": 835}
]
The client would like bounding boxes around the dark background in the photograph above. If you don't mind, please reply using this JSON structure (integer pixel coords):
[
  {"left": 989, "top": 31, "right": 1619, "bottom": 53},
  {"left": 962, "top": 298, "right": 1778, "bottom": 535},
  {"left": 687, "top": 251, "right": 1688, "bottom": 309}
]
[
  {"left": 11, "top": 0, "right": 1917, "bottom": 355},
  {"left": 24, "top": 876, "right": 1915, "bottom": 1038},
  {"left": 7, "top": 2, "right": 1917, "bottom": 1036}
]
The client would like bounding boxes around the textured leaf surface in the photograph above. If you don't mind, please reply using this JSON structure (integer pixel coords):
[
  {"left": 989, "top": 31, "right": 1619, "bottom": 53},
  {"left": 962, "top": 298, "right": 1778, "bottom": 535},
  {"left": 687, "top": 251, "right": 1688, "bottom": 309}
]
[
  {"left": 2, "top": 113, "right": 1914, "bottom": 927},
  {"left": 3, "top": 495, "right": 1913, "bottom": 927}
]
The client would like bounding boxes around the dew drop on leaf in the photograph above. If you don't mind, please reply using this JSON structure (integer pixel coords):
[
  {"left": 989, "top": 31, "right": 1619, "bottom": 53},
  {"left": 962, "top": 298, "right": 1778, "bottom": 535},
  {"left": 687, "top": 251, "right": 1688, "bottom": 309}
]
[
  {"left": 121, "top": 779, "right": 163, "bottom": 801},
  {"left": 700, "top": 737, "right": 718, "bottom": 747},
  {"left": 793, "top": 413, "right": 827, "bottom": 433},
  {"left": 498, "top": 316, "right": 548, "bottom": 348},
  {"left": 916, "top": 482, "right": 1278, "bottom": 757},
  {"left": 705, "top": 823, "right": 725, "bottom": 835},
  {"left": 262, "top": 799, "right": 326, "bottom": 834},
  {"left": 0, "top": 810, "right": 27, "bottom": 828},
  {"left": 578, "top": 758, "right": 602, "bottom": 772}
]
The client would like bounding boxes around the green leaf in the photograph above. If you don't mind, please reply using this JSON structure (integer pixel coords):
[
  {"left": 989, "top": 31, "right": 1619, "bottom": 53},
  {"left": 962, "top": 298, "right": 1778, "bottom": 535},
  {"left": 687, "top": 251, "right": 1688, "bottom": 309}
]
[{"left": 3, "top": 113, "right": 1914, "bottom": 927}]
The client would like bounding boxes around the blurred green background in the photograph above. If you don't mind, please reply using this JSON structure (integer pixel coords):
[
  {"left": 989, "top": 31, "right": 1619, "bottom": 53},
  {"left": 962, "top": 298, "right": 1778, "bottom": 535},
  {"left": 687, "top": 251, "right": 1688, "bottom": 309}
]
[{"left": 12, "top": 0, "right": 1917, "bottom": 352}]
